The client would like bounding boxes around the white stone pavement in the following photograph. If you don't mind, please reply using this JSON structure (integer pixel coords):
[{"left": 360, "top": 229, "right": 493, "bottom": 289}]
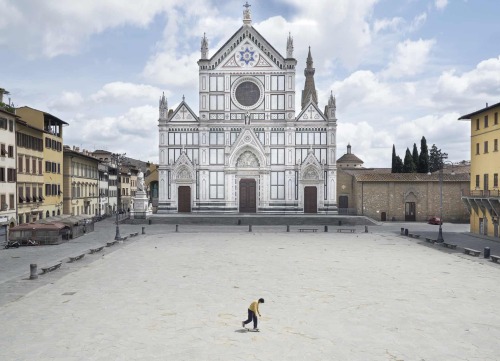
[{"left": 1, "top": 229, "right": 499, "bottom": 360}]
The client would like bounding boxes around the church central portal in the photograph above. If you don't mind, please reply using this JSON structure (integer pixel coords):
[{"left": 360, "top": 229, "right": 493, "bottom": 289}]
[{"left": 239, "top": 179, "right": 256, "bottom": 213}]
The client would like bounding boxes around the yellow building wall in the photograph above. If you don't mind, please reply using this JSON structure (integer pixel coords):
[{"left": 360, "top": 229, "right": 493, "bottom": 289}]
[
  {"left": 17, "top": 107, "right": 66, "bottom": 218},
  {"left": 16, "top": 122, "right": 45, "bottom": 223},
  {"left": 468, "top": 106, "right": 500, "bottom": 236}
]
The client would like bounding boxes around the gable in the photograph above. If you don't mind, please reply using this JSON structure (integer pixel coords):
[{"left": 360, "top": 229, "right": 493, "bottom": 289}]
[
  {"left": 210, "top": 26, "right": 287, "bottom": 71},
  {"left": 169, "top": 101, "right": 198, "bottom": 122},
  {"left": 296, "top": 102, "right": 327, "bottom": 122},
  {"left": 228, "top": 128, "right": 266, "bottom": 167}
]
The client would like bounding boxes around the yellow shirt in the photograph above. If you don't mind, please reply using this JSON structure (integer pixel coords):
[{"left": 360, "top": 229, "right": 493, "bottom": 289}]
[{"left": 248, "top": 300, "right": 260, "bottom": 315}]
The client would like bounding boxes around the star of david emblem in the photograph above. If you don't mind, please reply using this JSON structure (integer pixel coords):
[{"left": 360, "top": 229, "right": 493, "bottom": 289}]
[{"left": 239, "top": 48, "right": 255, "bottom": 65}]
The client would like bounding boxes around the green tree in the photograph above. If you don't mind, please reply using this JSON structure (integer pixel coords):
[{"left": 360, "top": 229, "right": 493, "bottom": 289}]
[
  {"left": 429, "top": 144, "right": 445, "bottom": 172},
  {"left": 412, "top": 143, "right": 419, "bottom": 171},
  {"left": 403, "top": 148, "right": 416, "bottom": 173},
  {"left": 392, "top": 145, "right": 397, "bottom": 173},
  {"left": 392, "top": 145, "right": 404, "bottom": 173},
  {"left": 418, "top": 136, "right": 429, "bottom": 173},
  {"left": 394, "top": 155, "right": 404, "bottom": 173}
]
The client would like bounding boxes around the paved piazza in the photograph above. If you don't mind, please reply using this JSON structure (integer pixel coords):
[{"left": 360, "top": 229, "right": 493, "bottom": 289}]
[{"left": 1, "top": 227, "right": 500, "bottom": 360}]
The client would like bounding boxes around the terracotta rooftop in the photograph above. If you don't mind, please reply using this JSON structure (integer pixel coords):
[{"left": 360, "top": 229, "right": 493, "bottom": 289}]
[{"left": 342, "top": 169, "right": 470, "bottom": 182}]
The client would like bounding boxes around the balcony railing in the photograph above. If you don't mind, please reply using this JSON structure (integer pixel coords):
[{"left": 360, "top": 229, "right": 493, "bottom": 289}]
[{"left": 462, "top": 189, "right": 500, "bottom": 197}]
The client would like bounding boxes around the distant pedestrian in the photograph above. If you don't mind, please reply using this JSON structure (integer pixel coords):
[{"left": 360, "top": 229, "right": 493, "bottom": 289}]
[{"left": 242, "top": 298, "right": 264, "bottom": 330}]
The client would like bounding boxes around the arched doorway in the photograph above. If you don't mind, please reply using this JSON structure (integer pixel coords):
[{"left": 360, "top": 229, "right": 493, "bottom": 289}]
[{"left": 239, "top": 179, "right": 256, "bottom": 213}]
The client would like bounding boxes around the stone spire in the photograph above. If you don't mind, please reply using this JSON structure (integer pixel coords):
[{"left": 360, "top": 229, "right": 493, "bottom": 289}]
[
  {"left": 301, "top": 47, "right": 318, "bottom": 110},
  {"left": 243, "top": 1, "right": 252, "bottom": 25},
  {"left": 159, "top": 92, "right": 168, "bottom": 121},
  {"left": 286, "top": 33, "right": 294, "bottom": 58},
  {"left": 325, "top": 91, "right": 337, "bottom": 121},
  {"left": 201, "top": 33, "right": 208, "bottom": 59}
]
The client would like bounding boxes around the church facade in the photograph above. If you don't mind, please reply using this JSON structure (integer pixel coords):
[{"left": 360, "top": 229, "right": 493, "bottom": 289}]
[{"left": 158, "top": 6, "right": 338, "bottom": 214}]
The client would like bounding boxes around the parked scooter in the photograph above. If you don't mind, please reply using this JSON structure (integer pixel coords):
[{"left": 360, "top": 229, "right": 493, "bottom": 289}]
[{"left": 4, "top": 240, "right": 20, "bottom": 249}]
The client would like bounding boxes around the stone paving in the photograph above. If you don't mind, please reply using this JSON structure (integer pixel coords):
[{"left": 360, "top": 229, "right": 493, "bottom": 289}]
[{"left": 1, "top": 222, "right": 500, "bottom": 360}]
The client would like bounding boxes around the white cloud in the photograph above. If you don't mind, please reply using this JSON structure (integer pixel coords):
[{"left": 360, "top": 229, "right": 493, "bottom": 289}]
[
  {"left": 382, "top": 38, "right": 435, "bottom": 78},
  {"left": 331, "top": 70, "right": 399, "bottom": 111},
  {"left": 142, "top": 52, "right": 200, "bottom": 88},
  {"left": 0, "top": 0, "right": 176, "bottom": 57},
  {"left": 91, "top": 82, "right": 167, "bottom": 103},
  {"left": 435, "top": 0, "right": 448, "bottom": 10},
  {"left": 65, "top": 105, "right": 160, "bottom": 161},
  {"left": 409, "top": 12, "right": 427, "bottom": 32},
  {"left": 48, "top": 91, "right": 84, "bottom": 111},
  {"left": 374, "top": 17, "right": 405, "bottom": 33},
  {"left": 433, "top": 56, "right": 500, "bottom": 111}
]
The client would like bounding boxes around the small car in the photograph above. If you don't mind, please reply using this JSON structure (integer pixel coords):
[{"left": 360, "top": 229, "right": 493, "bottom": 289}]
[{"left": 428, "top": 216, "right": 443, "bottom": 225}]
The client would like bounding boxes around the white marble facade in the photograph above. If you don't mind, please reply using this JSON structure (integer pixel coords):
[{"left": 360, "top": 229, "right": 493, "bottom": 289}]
[{"left": 158, "top": 6, "right": 337, "bottom": 214}]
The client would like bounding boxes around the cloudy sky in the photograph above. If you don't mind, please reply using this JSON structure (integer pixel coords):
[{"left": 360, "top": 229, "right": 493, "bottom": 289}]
[{"left": 1, "top": 0, "right": 499, "bottom": 167}]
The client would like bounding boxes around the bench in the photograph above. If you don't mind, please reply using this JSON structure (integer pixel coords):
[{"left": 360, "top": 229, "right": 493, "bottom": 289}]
[
  {"left": 120, "top": 236, "right": 128, "bottom": 241},
  {"left": 490, "top": 255, "right": 500, "bottom": 263},
  {"left": 130, "top": 232, "right": 139, "bottom": 237},
  {"left": 69, "top": 254, "right": 85, "bottom": 262},
  {"left": 464, "top": 248, "right": 481, "bottom": 257},
  {"left": 41, "top": 262, "right": 62, "bottom": 274},
  {"left": 89, "top": 246, "right": 104, "bottom": 254},
  {"left": 441, "top": 242, "right": 457, "bottom": 249},
  {"left": 106, "top": 240, "right": 118, "bottom": 247},
  {"left": 425, "top": 238, "right": 436, "bottom": 243},
  {"left": 337, "top": 228, "right": 356, "bottom": 233},
  {"left": 298, "top": 228, "right": 317, "bottom": 232}
]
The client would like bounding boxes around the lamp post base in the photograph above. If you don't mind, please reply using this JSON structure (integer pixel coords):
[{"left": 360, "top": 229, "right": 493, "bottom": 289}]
[
  {"left": 436, "top": 225, "right": 444, "bottom": 243},
  {"left": 115, "top": 213, "right": 121, "bottom": 240}
]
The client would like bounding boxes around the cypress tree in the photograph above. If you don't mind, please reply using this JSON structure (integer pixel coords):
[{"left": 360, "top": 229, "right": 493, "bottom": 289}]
[
  {"left": 412, "top": 143, "right": 419, "bottom": 171},
  {"left": 392, "top": 145, "right": 397, "bottom": 173},
  {"left": 418, "top": 136, "right": 429, "bottom": 173},
  {"left": 394, "top": 155, "right": 404, "bottom": 173},
  {"left": 403, "top": 148, "right": 416, "bottom": 173}
]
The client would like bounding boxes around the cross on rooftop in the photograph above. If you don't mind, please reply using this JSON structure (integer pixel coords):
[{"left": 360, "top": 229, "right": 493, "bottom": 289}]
[
  {"left": 180, "top": 107, "right": 188, "bottom": 119},
  {"left": 308, "top": 106, "right": 314, "bottom": 119},
  {"left": 243, "top": 2, "right": 251, "bottom": 9}
]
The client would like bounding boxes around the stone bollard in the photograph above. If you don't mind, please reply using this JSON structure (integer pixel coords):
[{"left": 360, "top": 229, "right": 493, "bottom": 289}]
[
  {"left": 237, "top": 219, "right": 241, "bottom": 225},
  {"left": 286, "top": 225, "right": 290, "bottom": 232},
  {"left": 142, "top": 226, "right": 146, "bottom": 234},
  {"left": 404, "top": 229, "right": 408, "bottom": 236},
  {"left": 148, "top": 219, "right": 152, "bottom": 225},
  {"left": 338, "top": 220, "right": 342, "bottom": 226},
  {"left": 324, "top": 225, "right": 328, "bottom": 232},
  {"left": 175, "top": 224, "right": 179, "bottom": 233},
  {"left": 365, "top": 226, "right": 368, "bottom": 233},
  {"left": 400, "top": 227, "right": 404, "bottom": 235},
  {"left": 484, "top": 247, "right": 491, "bottom": 259},
  {"left": 249, "top": 225, "right": 252, "bottom": 232},
  {"left": 30, "top": 264, "right": 38, "bottom": 280}
]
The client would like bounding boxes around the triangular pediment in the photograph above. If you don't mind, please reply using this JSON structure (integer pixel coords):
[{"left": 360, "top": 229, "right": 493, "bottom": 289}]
[
  {"left": 300, "top": 150, "right": 323, "bottom": 181},
  {"left": 296, "top": 101, "right": 327, "bottom": 122},
  {"left": 209, "top": 26, "right": 288, "bottom": 71},
  {"left": 172, "top": 152, "right": 195, "bottom": 180},
  {"left": 169, "top": 100, "right": 199, "bottom": 122},
  {"left": 228, "top": 128, "right": 266, "bottom": 167}
]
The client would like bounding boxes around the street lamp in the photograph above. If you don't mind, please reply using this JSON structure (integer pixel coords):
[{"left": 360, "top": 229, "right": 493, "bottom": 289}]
[
  {"left": 112, "top": 153, "right": 126, "bottom": 241},
  {"left": 437, "top": 155, "right": 455, "bottom": 242}
]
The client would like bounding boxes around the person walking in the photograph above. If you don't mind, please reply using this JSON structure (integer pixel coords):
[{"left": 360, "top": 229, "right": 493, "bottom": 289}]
[{"left": 242, "top": 298, "right": 264, "bottom": 330}]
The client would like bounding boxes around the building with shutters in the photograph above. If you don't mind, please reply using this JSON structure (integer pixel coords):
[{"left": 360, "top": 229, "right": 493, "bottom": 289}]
[
  {"left": 158, "top": 5, "right": 338, "bottom": 214},
  {"left": 459, "top": 101, "right": 500, "bottom": 238}
]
